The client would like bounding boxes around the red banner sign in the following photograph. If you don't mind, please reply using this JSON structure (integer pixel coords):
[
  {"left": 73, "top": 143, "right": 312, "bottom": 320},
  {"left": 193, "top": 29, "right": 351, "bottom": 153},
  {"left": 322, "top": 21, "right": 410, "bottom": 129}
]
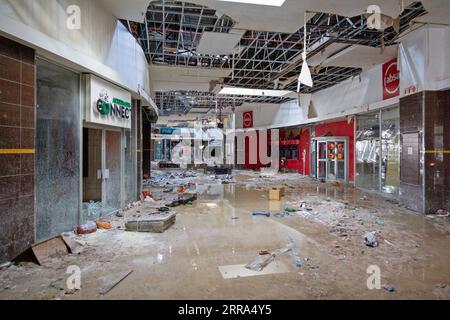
[
  {"left": 382, "top": 58, "right": 400, "bottom": 100},
  {"left": 243, "top": 111, "right": 253, "bottom": 128}
]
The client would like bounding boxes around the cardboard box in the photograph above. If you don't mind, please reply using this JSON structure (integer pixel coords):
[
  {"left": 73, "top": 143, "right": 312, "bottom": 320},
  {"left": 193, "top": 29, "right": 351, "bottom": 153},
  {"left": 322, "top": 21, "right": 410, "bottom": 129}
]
[
  {"left": 274, "top": 186, "right": 285, "bottom": 196},
  {"left": 269, "top": 188, "right": 282, "bottom": 201}
]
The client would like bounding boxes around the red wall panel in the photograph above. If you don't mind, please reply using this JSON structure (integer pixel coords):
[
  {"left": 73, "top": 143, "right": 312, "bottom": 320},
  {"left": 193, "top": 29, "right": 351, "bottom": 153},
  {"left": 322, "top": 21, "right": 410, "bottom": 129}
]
[{"left": 299, "top": 128, "right": 311, "bottom": 175}]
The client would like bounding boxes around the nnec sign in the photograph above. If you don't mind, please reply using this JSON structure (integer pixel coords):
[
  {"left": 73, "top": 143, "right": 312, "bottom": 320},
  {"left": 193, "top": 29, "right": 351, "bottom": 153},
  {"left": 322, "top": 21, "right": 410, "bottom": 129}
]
[
  {"left": 84, "top": 75, "right": 132, "bottom": 129},
  {"left": 96, "top": 91, "right": 131, "bottom": 119}
]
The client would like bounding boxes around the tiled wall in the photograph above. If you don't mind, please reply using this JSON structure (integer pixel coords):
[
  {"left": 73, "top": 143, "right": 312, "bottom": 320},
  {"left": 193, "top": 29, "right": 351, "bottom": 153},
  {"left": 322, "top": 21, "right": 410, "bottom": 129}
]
[
  {"left": 0, "top": 36, "right": 36, "bottom": 263},
  {"left": 424, "top": 89, "right": 450, "bottom": 213},
  {"left": 399, "top": 92, "right": 425, "bottom": 213},
  {"left": 399, "top": 89, "right": 450, "bottom": 214}
]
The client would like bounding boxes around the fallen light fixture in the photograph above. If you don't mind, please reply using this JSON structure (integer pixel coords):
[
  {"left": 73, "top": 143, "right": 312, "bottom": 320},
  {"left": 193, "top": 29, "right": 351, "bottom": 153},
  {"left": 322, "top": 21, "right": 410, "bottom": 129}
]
[
  {"left": 218, "top": 86, "right": 293, "bottom": 97},
  {"left": 297, "top": 12, "right": 313, "bottom": 92}
]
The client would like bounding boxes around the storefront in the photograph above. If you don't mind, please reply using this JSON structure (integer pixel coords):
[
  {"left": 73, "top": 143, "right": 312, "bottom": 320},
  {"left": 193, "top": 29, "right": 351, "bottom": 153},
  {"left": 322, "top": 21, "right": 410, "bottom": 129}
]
[
  {"left": 355, "top": 106, "right": 400, "bottom": 197},
  {"left": 35, "top": 63, "right": 138, "bottom": 240},
  {"left": 310, "top": 119, "right": 355, "bottom": 183},
  {"left": 82, "top": 74, "right": 138, "bottom": 221}
]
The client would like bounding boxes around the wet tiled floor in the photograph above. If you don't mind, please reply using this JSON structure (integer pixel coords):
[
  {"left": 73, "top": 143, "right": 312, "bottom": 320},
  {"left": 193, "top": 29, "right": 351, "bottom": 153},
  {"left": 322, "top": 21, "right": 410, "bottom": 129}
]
[{"left": 0, "top": 170, "right": 449, "bottom": 300}]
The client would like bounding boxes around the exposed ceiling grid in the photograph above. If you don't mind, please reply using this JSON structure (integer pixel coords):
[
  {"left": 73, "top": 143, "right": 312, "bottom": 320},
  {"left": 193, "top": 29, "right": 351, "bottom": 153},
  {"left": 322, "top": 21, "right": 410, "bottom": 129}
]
[{"left": 122, "top": 1, "right": 427, "bottom": 116}]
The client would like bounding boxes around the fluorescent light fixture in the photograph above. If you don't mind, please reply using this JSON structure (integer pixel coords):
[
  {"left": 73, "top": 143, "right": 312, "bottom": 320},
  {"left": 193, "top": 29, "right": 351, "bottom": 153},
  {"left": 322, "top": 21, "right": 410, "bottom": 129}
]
[
  {"left": 219, "top": 0, "right": 285, "bottom": 7},
  {"left": 218, "top": 87, "right": 293, "bottom": 97}
]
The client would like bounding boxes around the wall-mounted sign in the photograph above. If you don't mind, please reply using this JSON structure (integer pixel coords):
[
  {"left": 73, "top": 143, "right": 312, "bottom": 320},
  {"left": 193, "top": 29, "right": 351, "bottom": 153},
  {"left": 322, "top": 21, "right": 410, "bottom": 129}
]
[
  {"left": 160, "top": 127, "right": 175, "bottom": 135},
  {"left": 404, "top": 85, "right": 417, "bottom": 96},
  {"left": 85, "top": 75, "right": 132, "bottom": 128},
  {"left": 382, "top": 58, "right": 400, "bottom": 100},
  {"left": 243, "top": 111, "right": 253, "bottom": 128}
]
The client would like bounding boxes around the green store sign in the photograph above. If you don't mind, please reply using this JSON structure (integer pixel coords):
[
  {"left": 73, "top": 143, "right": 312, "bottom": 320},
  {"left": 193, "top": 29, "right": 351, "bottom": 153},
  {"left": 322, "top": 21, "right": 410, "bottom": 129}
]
[{"left": 96, "top": 91, "right": 131, "bottom": 120}]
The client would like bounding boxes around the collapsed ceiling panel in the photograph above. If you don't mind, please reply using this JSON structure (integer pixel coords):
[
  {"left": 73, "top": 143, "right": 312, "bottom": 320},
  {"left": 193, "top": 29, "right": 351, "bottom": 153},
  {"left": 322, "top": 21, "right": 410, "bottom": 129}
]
[
  {"left": 197, "top": 30, "right": 245, "bottom": 55},
  {"left": 150, "top": 65, "right": 231, "bottom": 92},
  {"left": 322, "top": 44, "right": 399, "bottom": 70}
]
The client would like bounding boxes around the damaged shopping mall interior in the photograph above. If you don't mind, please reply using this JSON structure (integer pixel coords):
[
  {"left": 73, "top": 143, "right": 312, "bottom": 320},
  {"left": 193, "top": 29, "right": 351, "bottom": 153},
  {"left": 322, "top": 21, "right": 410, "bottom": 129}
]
[{"left": 0, "top": 0, "right": 449, "bottom": 303}]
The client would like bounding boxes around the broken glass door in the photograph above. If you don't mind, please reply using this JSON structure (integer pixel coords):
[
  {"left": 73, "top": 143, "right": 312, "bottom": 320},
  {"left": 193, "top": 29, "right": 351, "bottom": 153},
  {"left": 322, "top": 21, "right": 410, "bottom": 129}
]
[
  {"left": 317, "top": 141, "right": 327, "bottom": 180},
  {"left": 103, "top": 130, "right": 122, "bottom": 214},
  {"left": 314, "top": 138, "right": 348, "bottom": 182}
]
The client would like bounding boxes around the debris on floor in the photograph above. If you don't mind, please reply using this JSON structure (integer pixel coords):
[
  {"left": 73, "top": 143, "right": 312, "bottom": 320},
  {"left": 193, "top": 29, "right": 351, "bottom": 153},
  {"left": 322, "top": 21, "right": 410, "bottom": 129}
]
[
  {"left": 100, "top": 270, "right": 133, "bottom": 295},
  {"left": 76, "top": 221, "right": 97, "bottom": 235},
  {"left": 251, "top": 212, "right": 271, "bottom": 217},
  {"left": 1, "top": 168, "right": 450, "bottom": 300},
  {"left": 125, "top": 211, "right": 176, "bottom": 233},
  {"left": 31, "top": 236, "right": 69, "bottom": 265},
  {"left": 61, "top": 233, "right": 85, "bottom": 254},
  {"left": 0, "top": 261, "right": 13, "bottom": 270},
  {"left": 246, "top": 246, "right": 292, "bottom": 272},
  {"left": 288, "top": 236, "right": 303, "bottom": 268},
  {"left": 382, "top": 284, "right": 396, "bottom": 292},
  {"left": 96, "top": 220, "right": 112, "bottom": 230},
  {"left": 434, "top": 209, "right": 449, "bottom": 217},
  {"left": 364, "top": 231, "right": 379, "bottom": 247}
]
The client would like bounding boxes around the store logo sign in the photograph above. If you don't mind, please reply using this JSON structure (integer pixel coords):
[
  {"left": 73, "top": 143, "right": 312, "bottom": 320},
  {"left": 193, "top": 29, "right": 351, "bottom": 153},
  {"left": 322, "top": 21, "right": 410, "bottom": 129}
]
[
  {"left": 243, "top": 111, "right": 253, "bottom": 128},
  {"left": 96, "top": 89, "right": 131, "bottom": 120},
  {"left": 383, "top": 58, "right": 400, "bottom": 100}
]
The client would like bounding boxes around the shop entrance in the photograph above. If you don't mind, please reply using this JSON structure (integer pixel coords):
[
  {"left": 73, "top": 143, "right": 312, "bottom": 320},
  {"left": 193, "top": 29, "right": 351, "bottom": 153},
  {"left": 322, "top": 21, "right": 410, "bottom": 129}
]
[
  {"left": 312, "top": 137, "right": 348, "bottom": 182},
  {"left": 83, "top": 127, "right": 122, "bottom": 220}
]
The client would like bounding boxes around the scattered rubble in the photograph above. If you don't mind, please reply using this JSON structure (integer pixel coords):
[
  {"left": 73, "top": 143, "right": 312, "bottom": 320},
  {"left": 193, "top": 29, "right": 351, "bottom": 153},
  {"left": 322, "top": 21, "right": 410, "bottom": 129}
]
[
  {"left": 252, "top": 212, "right": 271, "bottom": 217},
  {"left": 364, "top": 231, "right": 379, "bottom": 247},
  {"left": 125, "top": 211, "right": 177, "bottom": 233},
  {"left": 100, "top": 270, "right": 133, "bottom": 295},
  {"left": 246, "top": 246, "right": 292, "bottom": 272},
  {"left": 76, "top": 221, "right": 97, "bottom": 235},
  {"left": 382, "top": 284, "right": 396, "bottom": 292}
]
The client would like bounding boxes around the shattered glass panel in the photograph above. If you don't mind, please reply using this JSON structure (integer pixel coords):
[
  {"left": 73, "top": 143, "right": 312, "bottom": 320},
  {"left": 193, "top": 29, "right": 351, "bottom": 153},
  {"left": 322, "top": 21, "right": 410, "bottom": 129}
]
[
  {"left": 36, "top": 59, "right": 81, "bottom": 240},
  {"left": 356, "top": 113, "right": 380, "bottom": 192},
  {"left": 381, "top": 108, "right": 400, "bottom": 196}
]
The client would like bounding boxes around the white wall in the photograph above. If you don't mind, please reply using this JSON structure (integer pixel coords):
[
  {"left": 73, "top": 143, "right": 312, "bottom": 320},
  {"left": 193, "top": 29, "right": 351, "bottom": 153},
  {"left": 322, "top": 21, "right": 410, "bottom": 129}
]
[
  {"left": 399, "top": 24, "right": 450, "bottom": 94},
  {"left": 0, "top": 0, "right": 152, "bottom": 106}
]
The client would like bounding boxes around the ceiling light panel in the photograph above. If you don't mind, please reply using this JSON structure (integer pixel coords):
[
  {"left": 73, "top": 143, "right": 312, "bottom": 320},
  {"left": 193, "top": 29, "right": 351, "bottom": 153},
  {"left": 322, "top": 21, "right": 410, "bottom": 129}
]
[
  {"left": 219, "top": 0, "right": 286, "bottom": 7},
  {"left": 219, "top": 87, "right": 292, "bottom": 97}
]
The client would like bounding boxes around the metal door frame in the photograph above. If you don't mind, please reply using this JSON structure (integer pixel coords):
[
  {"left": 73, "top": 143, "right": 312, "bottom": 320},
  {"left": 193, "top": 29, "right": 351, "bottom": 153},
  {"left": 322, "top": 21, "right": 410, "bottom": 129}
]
[
  {"left": 83, "top": 124, "right": 124, "bottom": 214},
  {"left": 311, "top": 137, "right": 349, "bottom": 182}
]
